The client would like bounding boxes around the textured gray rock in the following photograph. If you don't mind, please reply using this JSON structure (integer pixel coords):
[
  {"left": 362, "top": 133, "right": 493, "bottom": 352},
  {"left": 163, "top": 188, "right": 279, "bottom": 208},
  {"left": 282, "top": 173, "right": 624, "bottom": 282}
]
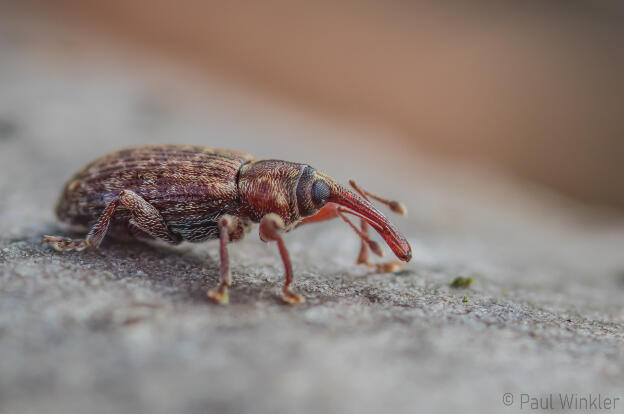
[{"left": 1, "top": 7, "right": 624, "bottom": 414}]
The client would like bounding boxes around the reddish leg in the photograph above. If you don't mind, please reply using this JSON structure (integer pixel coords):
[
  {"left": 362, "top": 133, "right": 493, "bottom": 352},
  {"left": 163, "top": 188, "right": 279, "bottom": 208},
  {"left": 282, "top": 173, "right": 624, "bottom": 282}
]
[
  {"left": 298, "top": 202, "right": 340, "bottom": 225},
  {"left": 299, "top": 202, "right": 380, "bottom": 259},
  {"left": 348, "top": 181, "right": 403, "bottom": 272},
  {"left": 43, "top": 190, "right": 179, "bottom": 251},
  {"left": 43, "top": 198, "right": 119, "bottom": 251},
  {"left": 260, "top": 213, "right": 304, "bottom": 304},
  {"left": 335, "top": 208, "right": 402, "bottom": 272},
  {"left": 356, "top": 219, "right": 371, "bottom": 265},
  {"left": 207, "top": 214, "right": 244, "bottom": 304},
  {"left": 299, "top": 183, "right": 407, "bottom": 273}
]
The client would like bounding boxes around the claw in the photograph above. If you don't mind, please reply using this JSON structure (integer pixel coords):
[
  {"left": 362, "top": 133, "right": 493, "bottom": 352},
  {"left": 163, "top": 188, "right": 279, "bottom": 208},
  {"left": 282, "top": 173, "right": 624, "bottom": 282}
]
[
  {"left": 42, "top": 236, "right": 88, "bottom": 252},
  {"left": 361, "top": 260, "right": 403, "bottom": 273},
  {"left": 207, "top": 286, "right": 230, "bottom": 304},
  {"left": 282, "top": 288, "right": 305, "bottom": 305}
]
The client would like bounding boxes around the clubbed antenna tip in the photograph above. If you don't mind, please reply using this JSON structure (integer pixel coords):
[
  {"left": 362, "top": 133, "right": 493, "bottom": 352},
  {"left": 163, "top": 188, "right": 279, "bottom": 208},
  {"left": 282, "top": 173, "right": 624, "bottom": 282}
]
[{"left": 389, "top": 200, "right": 407, "bottom": 216}]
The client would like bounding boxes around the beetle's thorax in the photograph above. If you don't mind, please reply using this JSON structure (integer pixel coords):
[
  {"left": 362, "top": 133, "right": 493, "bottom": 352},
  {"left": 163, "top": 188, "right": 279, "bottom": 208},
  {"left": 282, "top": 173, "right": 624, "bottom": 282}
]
[{"left": 237, "top": 160, "right": 323, "bottom": 228}]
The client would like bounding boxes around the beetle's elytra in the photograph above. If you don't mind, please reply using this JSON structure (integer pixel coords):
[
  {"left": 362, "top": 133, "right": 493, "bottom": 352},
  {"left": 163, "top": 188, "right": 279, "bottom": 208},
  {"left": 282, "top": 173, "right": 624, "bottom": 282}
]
[{"left": 44, "top": 145, "right": 411, "bottom": 304}]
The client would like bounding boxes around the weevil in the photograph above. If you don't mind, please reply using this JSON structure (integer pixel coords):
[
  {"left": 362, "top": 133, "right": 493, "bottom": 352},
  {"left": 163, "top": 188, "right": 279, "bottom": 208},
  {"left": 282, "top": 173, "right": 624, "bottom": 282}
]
[{"left": 43, "top": 145, "right": 411, "bottom": 304}]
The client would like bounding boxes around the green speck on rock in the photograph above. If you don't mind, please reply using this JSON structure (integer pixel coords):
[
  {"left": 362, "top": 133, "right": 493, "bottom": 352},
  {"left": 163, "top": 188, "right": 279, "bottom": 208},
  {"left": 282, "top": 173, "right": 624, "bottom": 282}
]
[
  {"left": 450, "top": 276, "right": 474, "bottom": 289},
  {"left": 462, "top": 296, "right": 470, "bottom": 303}
]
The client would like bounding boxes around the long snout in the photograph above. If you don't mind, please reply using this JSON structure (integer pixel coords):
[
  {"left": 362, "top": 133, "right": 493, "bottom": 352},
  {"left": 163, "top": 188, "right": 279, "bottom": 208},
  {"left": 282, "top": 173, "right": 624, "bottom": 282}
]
[{"left": 327, "top": 182, "right": 412, "bottom": 262}]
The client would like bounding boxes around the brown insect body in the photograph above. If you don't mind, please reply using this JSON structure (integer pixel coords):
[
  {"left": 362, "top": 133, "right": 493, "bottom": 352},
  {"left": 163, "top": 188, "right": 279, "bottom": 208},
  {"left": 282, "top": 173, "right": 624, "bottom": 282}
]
[
  {"left": 46, "top": 145, "right": 411, "bottom": 304},
  {"left": 57, "top": 145, "right": 255, "bottom": 242}
]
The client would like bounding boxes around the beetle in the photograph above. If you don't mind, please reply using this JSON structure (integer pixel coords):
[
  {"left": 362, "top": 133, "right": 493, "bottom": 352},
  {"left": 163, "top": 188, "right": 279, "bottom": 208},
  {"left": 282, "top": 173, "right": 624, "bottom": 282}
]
[{"left": 43, "top": 145, "right": 411, "bottom": 304}]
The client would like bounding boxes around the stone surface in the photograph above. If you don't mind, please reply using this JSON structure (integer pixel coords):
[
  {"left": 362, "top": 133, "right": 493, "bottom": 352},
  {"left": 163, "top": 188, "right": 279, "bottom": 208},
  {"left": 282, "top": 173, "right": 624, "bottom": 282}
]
[{"left": 1, "top": 7, "right": 624, "bottom": 414}]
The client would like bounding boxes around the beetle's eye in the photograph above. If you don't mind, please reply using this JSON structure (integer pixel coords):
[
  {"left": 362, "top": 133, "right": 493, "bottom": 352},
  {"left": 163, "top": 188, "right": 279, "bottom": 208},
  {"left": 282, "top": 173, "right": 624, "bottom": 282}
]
[{"left": 311, "top": 180, "right": 330, "bottom": 208}]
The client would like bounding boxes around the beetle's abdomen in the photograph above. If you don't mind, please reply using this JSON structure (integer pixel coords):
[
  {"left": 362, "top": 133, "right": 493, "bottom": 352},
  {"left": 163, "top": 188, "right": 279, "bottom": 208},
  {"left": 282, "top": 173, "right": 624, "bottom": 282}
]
[{"left": 56, "top": 145, "right": 255, "bottom": 241}]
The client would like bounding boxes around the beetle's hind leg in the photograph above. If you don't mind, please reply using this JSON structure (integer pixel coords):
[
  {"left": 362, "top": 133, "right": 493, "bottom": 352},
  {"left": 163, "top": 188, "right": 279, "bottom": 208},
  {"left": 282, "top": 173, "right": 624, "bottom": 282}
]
[
  {"left": 43, "top": 190, "right": 180, "bottom": 251},
  {"left": 260, "top": 213, "right": 305, "bottom": 305},
  {"left": 43, "top": 196, "right": 121, "bottom": 251},
  {"left": 207, "top": 214, "right": 246, "bottom": 305}
]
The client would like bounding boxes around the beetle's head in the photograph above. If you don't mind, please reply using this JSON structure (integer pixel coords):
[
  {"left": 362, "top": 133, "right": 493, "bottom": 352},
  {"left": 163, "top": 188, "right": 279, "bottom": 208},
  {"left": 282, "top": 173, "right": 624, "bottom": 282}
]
[
  {"left": 239, "top": 160, "right": 411, "bottom": 262},
  {"left": 297, "top": 169, "right": 412, "bottom": 262}
]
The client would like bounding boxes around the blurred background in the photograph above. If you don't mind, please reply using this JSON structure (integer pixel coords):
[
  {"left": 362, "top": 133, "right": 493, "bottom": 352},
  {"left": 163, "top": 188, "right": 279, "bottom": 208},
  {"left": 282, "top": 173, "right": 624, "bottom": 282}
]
[{"left": 7, "top": 0, "right": 623, "bottom": 210}]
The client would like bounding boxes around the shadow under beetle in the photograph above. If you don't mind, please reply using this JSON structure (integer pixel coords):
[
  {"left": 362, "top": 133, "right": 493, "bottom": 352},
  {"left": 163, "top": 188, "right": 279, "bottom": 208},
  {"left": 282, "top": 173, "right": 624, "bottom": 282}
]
[{"left": 44, "top": 145, "right": 411, "bottom": 304}]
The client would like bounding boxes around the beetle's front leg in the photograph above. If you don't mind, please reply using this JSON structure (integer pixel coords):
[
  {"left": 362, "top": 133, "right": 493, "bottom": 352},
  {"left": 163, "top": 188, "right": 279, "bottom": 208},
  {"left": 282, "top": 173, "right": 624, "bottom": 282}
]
[
  {"left": 348, "top": 180, "right": 406, "bottom": 272},
  {"left": 299, "top": 203, "right": 401, "bottom": 272},
  {"left": 207, "top": 214, "right": 245, "bottom": 305},
  {"left": 354, "top": 220, "right": 402, "bottom": 273},
  {"left": 259, "top": 213, "right": 305, "bottom": 305}
]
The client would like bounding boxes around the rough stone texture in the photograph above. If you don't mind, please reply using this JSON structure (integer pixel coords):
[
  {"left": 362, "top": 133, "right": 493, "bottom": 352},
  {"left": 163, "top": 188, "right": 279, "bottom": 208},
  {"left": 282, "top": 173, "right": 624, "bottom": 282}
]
[{"left": 1, "top": 8, "right": 624, "bottom": 414}]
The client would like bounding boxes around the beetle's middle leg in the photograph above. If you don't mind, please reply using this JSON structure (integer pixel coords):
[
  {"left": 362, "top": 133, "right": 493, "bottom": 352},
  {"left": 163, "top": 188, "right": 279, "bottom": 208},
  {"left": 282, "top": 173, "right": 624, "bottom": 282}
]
[
  {"left": 260, "top": 213, "right": 305, "bottom": 305},
  {"left": 207, "top": 214, "right": 245, "bottom": 305},
  {"left": 43, "top": 190, "right": 180, "bottom": 251}
]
